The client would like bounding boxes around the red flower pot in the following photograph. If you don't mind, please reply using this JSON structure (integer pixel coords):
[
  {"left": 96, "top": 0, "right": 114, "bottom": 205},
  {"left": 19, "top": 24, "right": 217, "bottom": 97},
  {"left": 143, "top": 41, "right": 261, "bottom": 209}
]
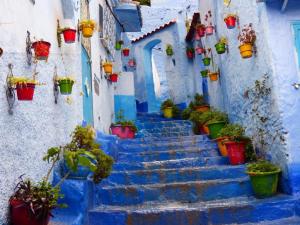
[
  {"left": 109, "top": 74, "right": 118, "bottom": 82},
  {"left": 205, "top": 25, "right": 214, "bottom": 35},
  {"left": 122, "top": 49, "right": 130, "bottom": 57},
  {"left": 10, "top": 199, "right": 50, "bottom": 225},
  {"left": 128, "top": 59, "right": 136, "bottom": 67},
  {"left": 225, "top": 141, "right": 245, "bottom": 165},
  {"left": 63, "top": 28, "right": 77, "bottom": 43},
  {"left": 31, "top": 41, "right": 51, "bottom": 60},
  {"left": 196, "top": 26, "right": 206, "bottom": 37},
  {"left": 224, "top": 16, "right": 237, "bottom": 29},
  {"left": 111, "top": 125, "right": 135, "bottom": 139},
  {"left": 195, "top": 47, "right": 205, "bottom": 55},
  {"left": 16, "top": 83, "right": 35, "bottom": 101},
  {"left": 194, "top": 32, "right": 201, "bottom": 41},
  {"left": 186, "top": 50, "right": 194, "bottom": 59}
]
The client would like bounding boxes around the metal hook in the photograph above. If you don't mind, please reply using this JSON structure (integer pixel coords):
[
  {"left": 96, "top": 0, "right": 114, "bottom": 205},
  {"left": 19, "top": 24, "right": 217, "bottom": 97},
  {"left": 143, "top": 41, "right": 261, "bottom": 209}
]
[{"left": 6, "top": 64, "right": 15, "bottom": 115}]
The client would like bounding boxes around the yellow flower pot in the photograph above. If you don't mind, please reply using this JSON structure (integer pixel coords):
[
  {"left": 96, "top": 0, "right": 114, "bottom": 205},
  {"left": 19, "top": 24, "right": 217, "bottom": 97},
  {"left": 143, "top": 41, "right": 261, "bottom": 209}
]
[
  {"left": 163, "top": 107, "right": 173, "bottom": 118},
  {"left": 239, "top": 43, "right": 253, "bottom": 59},
  {"left": 209, "top": 72, "right": 219, "bottom": 81},
  {"left": 103, "top": 63, "right": 113, "bottom": 74},
  {"left": 80, "top": 20, "right": 96, "bottom": 38}
]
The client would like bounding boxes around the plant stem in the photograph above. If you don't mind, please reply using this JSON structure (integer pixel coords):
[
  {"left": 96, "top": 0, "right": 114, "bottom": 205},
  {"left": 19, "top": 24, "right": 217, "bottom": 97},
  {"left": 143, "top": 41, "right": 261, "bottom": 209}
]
[{"left": 54, "top": 171, "right": 71, "bottom": 188}]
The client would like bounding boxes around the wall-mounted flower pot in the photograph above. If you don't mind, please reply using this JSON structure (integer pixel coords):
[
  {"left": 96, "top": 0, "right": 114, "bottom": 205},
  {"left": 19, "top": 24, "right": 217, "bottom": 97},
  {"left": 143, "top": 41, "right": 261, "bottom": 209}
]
[
  {"left": 195, "top": 105, "right": 210, "bottom": 113},
  {"left": 166, "top": 47, "right": 174, "bottom": 56},
  {"left": 80, "top": 20, "right": 95, "bottom": 38},
  {"left": 194, "top": 32, "right": 201, "bottom": 41},
  {"left": 63, "top": 28, "right": 76, "bottom": 43},
  {"left": 115, "top": 42, "right": 122, "bottom": 50},
  {"left": 128, "top": 59, "right": 136, "bottom": 67},
  {"left": 186, "top": 50, "right": 195, "bottom": 59},
  {"left": 122, "top": 49, "right": 130, "bottom": 57},
  {"left": 239, "top": 43, "right": 253, "bottom": 59},
  {"left": 224, "top": 16, "right": 237, "bottom": 29},
  {"left": 16, "top": 83, "right": 35, "bottom": 101},
  {"left": 31, "top": 41, "right": 51, "bottom": 60},
  {"left": 215, "top": 42, "right": 226, "bottom": 54},
  {"left": 196, "top": 47, "right": 205, "bottom": 55},
  {"left": 247, "top": 169, "right": 281, "bottom": 198},
  {"left": 163, "top": 107, "right": 173, "bottom": 118},
  {"left": 205, "top": 25, "right": 214, "bottom": 35},
  {"left": 103, "top": 63, "right": 113, "bottom": 74},
  {"left": 58, "top": 79, "right": 74, "bottom": 95},
  {"left": 209, "top": 72, "right": 219, "bottom": 81},
  {"left": 196, "top": 25, "right": 206, "bottom": 37},
  {"left": 111, "top": 125, "right": 135, "bottom": 139},
  {"left": 109, "top": 73, "right": 118, "bottom": 82},
  {"left": 225, "top": 141, "right": 245, "bottom": 165},
  {"left": 202, "top": 57, "right": 211, "bottom": 66},
  {"left": 10, "top": 199, "right": 50, "bottom": 225},
  {"left": 207, "top": 121, "right": 226, "bottom": 139},
  {"left": 216, "top": 137, "right": 229, "bottom": 157},
  {"left": 201, "top": 70, "right": 208, "bottom": 78}
]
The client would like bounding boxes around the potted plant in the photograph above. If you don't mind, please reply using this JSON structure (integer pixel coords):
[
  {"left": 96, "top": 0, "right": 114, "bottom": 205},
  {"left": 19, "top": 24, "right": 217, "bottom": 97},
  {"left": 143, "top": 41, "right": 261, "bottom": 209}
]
[
  {"left": 31, "top": 40, "right": 51, "bottom": 60},
  {"left": 56, "top": 77, "right": 75, "bottom": 95},
  {"left": 224, "top": 14, "right": 238, "bottom": 29},
  {"left": 62, "top": 28, "right": 77, "bottom": 43},
  {"left": 110, "top": 110, "right": 138, "bottom": 139},
  {"left": 166, "top": 44, "right": 174, "bottom": 56},
  {"left": 109, "top": 73, "right": 119, "bottom": 82},
  {"left": 206, "top": 111, "right": 228, "bottom": 139},
  {"left": 79, "top": 20, "right": 96, "bottom": 38},
  {"left": 208, "top": 70, "right": 219, "bottom": 82},
  {"left": 202, "top": 48, "right": 211, "bottom": 66},
  {"left": 201, "top": 70, "right": 209, "bottom": 78},
  {"left": 215, "top": 37, "right": 227, "bottom": 54},
  {"left": 196, "top": 23, "right": 206, "bottom": 38},
  {"left": 238, "top": 23, "right": 256, "bottom": 59},
  {"left": 195, "top": 46, "right": 205, "bottom": 55},
  {"left": 102, "top": 61, "right": 113, "bottom": 74},
  {"left": 8, "top": 77, "right": 42, "bottom": 101},
  {"left": 161, "top": 99, "right": 175, "bottom": 118},
  {"left": 128, "top": 59, "right": 136, "bottom": 68},
  {"left": 135, "top": 0, "right": 151, "bottom": 6},
  {"left": 246, "top": 161, "right": 281, "bottom": 198},
  {"left": 122, "top": 48, "right": 130, "bottom": 57},
  {"left": 191, "top": 93, "right": 210, "bottom": 112},
  {"left": 218, "top": 124, "right": 247, "bottom": 165},
  {"left": 115, "top": 40, "right": 123, "bottom": 50},
  {"left": 194, "top": 32, "right": 201, "bottom": 41},
  {"left": 186, "top": 47, "right": 195, "bottom": 59},
  {"left": 204, "top": 11, "right": 214, "bottom": 35}
]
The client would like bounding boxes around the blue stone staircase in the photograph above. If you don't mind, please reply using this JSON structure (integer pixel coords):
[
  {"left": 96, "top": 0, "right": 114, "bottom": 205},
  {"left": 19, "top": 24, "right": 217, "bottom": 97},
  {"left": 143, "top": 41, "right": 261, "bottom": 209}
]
[{"left": 52, "top": 113, "right": 300, "bottom": 225}]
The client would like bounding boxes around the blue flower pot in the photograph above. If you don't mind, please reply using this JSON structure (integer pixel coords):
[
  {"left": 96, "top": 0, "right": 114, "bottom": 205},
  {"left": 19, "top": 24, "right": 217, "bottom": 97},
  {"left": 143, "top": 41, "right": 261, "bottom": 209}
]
[{"left": 61, "top": 160, "right": 91, "bottom": 180}]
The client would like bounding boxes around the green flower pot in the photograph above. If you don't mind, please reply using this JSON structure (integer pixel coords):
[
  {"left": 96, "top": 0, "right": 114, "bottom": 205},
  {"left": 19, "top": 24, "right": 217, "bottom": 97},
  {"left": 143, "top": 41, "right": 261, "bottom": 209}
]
[
  {"left": 215, "top": 42, "right": 226, "bottom": 54},
  {"left": 207, "top": 121, "right": 226, "bottom": 139},
  {"left": 59, "top": 79, "right": 74, "bottom": 95},
  {"left": 166, "top": 48, "right": 174, "bottom": 56},
  {"left": 115, "top": 42, "right": 122, "bottom": 50},
  {"left": 201, "top": 70, "right": 208, "bottom": 78},
  {"left": 202, "top": 57, "right": 211, "bottom": 66},
  {"left": 247, "top": 170, "right": 281, "bottom": 198}
]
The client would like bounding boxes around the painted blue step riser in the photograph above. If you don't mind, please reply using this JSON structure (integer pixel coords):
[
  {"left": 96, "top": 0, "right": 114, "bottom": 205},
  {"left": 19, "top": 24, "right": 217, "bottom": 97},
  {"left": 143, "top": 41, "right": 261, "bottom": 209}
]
[
  {"left": 101, "top": 166, "right": 247, "bottom": 186},
  {"left": 97, "top": 179, "right": 252, "bottom": 206},
  {"left": 137, "top": 124, "right": 192, "bottom": 129},
  {"left": 117, "top": 150, "right": 220, "bottom": 162},
  {"left": 141, "top": 133, "right": 192, "bottom": 138},
  {"left": 119, "top": 135, "right": 209, "bottom": 144},
  {"left": 139, "top": 128, "right": 192, "bottom": 134},
  {"left": 113, "top": 157, "right": 229, "bottom": 171},
  {"left": 120, "top": 139, "right": 215, "bottom": 147}
]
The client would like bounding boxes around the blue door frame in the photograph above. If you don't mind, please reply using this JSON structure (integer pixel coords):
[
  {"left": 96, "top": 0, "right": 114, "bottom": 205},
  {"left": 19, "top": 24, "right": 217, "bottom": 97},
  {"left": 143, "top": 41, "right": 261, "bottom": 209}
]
[
  {"left": 81, "top": 46, "right": 94, "bottom": 126},
  {"left": 293, "top": 22, "right": 300, "bottom": 68}
]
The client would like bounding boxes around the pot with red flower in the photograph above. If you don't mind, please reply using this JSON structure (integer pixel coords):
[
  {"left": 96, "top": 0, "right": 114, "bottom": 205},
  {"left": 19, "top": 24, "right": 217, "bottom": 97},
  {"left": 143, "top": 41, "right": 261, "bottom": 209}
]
[
  {"left": 128, "top": 59, "right": 136, "bottom": 68},
  {"left": 122, "top": 48, "right": 130, "bottom": 57},
  {"left": 238, "top": 23, "right": 256, "bottom": 59},
  {"left": 195, "top": 46, "right": 205, "bottom": 55},
  {"left": 224, "top": 14, "right": 238, "bottom": 29},
  {"left": 31, "top": 40, "right": 51, "bottom": 60},
  {"left": 186, "top": 47, "right": 195, "bottom": 59},
  {"left": 62, "top": 28, "right": 77, "bottom": 43},
  {"left": 196, "top": 24, "right": 206, "bottom": 37},
  {"left": 109, "top": 73, "right": 119, "bottom": 82}
]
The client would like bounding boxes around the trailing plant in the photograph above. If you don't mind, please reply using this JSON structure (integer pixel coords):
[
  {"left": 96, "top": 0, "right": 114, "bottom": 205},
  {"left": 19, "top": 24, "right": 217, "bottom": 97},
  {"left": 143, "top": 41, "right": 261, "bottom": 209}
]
[{"left": 238, "top": 23, "right": 256, "bottom": 45}]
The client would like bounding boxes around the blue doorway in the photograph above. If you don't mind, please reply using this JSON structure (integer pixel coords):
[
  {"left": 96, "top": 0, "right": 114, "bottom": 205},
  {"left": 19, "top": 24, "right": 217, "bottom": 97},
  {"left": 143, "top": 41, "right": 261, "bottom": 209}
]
[{"left": 81, "top": 46, "right": 94, "bottom": 126}]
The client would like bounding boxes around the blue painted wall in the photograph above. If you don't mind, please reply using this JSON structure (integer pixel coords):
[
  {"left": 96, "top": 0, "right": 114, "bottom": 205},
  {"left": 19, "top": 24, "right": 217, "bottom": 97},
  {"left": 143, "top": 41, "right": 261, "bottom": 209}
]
[{"left": 114, "top": 95, "right": 137, "bottom": 121}]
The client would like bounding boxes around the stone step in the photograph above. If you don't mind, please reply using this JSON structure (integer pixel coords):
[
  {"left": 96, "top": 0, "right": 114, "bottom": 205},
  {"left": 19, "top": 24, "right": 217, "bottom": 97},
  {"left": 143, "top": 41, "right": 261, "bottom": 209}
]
[
  {"left": 113, "top": 156, "right": 229, "bottom": 171},
  {"left": 139, "top": 131, "right": 192, "bottom": 138},
  {"left": 117, "top": 147, "right": 220, "bottom": 162},
  {"left": 96, "top": 177, "right": 251, "bottom": 206},
  {"left": 89, "top": 195, "right": 299, "bottom": 225},
  {"left": 119, "top": 135, "right": 209, "bottom": 144},
  {"left": 101, "top": 165, "right": 247, "bottom": 186},
  {"left": 137, "top": 121, "right": 192, "bottom": 129},
  {"left": 231, "top": 217, "right": 300, "bottom": 225}
]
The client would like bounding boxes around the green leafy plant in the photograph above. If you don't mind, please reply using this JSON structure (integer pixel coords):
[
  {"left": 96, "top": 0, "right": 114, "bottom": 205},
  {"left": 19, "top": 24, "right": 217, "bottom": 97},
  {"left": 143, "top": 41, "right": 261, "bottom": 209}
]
[
  {"left": 247, "top": 161, "right": 281, "bottom": 174},
  {"left": 160, "top": 99, "right": 174, "bottom": 110},
  {"left": 191, "top": 93, "right": 208, "bottom": 108},
  {"left": 206, "top": 111, "right": 228, "bottom": 124},
  {"left": 112, "top": 110, "right": 138, "bottom": 132},
  {"left": 182, "top": 107, "right": 193, "bottom": 120},
  {"left": 136, "top": 0, "right": 151, "bottom": 6},
  {"left": 218, "top": 124, "right": 245, "bottom": 139}
]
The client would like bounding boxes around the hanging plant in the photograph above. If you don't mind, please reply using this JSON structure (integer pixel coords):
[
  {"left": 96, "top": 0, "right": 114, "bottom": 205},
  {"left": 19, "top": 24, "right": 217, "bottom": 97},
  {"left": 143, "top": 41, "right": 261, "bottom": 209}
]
[
  {"left": 205, "top": 11, "right": 214, "bottom": 35},
  {"left": 186, "top": 47, "right": 195, "bottom": 59},
  {"left": 56, "top": 77, "right": 75, "bottom": 95},
  {"left": 224, "top": 14, "right": 238, "bottom": 29},
  {"left": 122, "top": 48, "right": 130, "bottom": 57},
  {"left": 31, "top": 40, "right": 51, "bottom": 60},
  {"left": 209, "top": 70, "right": 219, "bottom": 81},
  {"left": 79, "top": 20, "right": 96, "bottom": 38},
  {"left": 128, "top": 59, "right": 136, "bottom": 68},
  {"left": 201, "top": 70, "right": 209, "bottom": 78},
  {"left": 238, "top": 23, "right": 256, "bottom": 59},
  {"left": 166, "top": 44, "right": 174, "bottom": 56},
  {"left": 109, "top": 73, "right": 119, "bottom": 82},
  {"left": 115, "top": 40, "right": 123, "bottom": 50},
  {"left": 195, "top": 24, "right": 206, "bottom": 38},
  {"left": 202, "top": 48, "right": 211, "bottom": 66},
  {"left": 62, "top": 28, "right": 77, "bottom": 43},
  {"left": 215, "top": 37, "right": 227, "bottom": 54},
  {"left": 195, "top": 46, "right": 205, "bottom": 55},
  {"left": 102, "top": 61, "right": 113, "bottom": 74}
]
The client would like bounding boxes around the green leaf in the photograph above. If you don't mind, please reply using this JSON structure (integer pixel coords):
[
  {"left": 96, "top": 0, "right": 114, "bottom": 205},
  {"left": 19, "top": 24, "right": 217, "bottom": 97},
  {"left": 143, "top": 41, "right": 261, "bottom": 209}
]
[{"left": 78, "top": 155, "right": 97, "bottom": 172}]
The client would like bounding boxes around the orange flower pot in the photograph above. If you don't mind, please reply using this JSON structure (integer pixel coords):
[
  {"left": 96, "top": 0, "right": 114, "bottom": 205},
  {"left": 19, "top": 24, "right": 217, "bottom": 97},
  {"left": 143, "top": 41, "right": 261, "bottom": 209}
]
[
  {"left": 209, "top": 72, "right": 219, "bottom": 81},
  {"left": 195, "top": 105, "right": 210, "bottom": 112},
  {"left": 216, "top": 137, "right": 229, "bottom": 157},
  {"left": 103, "top": 63, "right": 113, "bottom": 74},
  {"left": 203, "top": 124, "right": 210, "bottom": 135},
  {"left": 239, "top": 43, "right": 253, "bottom": 59}
]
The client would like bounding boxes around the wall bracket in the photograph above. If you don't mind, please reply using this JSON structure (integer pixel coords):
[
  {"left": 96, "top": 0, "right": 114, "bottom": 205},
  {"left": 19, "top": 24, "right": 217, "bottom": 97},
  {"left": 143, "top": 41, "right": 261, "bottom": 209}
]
[
  {"left": 53, "top": 66, "right": 59, "bottom": 104},
  {"left": 6, "top": 64, "right": 15, "bottom": 115},
  {"left": 26, "top": 31, "right": 32, "bottom": 66}
]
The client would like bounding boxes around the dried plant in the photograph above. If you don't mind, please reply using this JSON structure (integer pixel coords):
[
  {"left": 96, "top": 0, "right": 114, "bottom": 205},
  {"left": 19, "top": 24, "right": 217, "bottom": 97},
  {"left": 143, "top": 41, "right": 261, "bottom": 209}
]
[{"left": 238, "top": 23, "right": 256, "bottom": 45}]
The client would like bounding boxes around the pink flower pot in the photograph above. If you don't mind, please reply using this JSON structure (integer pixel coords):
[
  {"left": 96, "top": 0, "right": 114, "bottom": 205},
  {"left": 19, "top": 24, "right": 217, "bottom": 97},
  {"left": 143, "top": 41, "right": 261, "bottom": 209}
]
[
  {"left": 111, "top": 125, "right": 135, "bottom": 139},
  {"left": 205, "top": 25, "right": 214, "bottom": 36},
  {"left": 194, "top": 33, "right": 201, "bottom": 41},
  {"left": 195, "top": 47, "right": 205, "bottom": 55}
]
